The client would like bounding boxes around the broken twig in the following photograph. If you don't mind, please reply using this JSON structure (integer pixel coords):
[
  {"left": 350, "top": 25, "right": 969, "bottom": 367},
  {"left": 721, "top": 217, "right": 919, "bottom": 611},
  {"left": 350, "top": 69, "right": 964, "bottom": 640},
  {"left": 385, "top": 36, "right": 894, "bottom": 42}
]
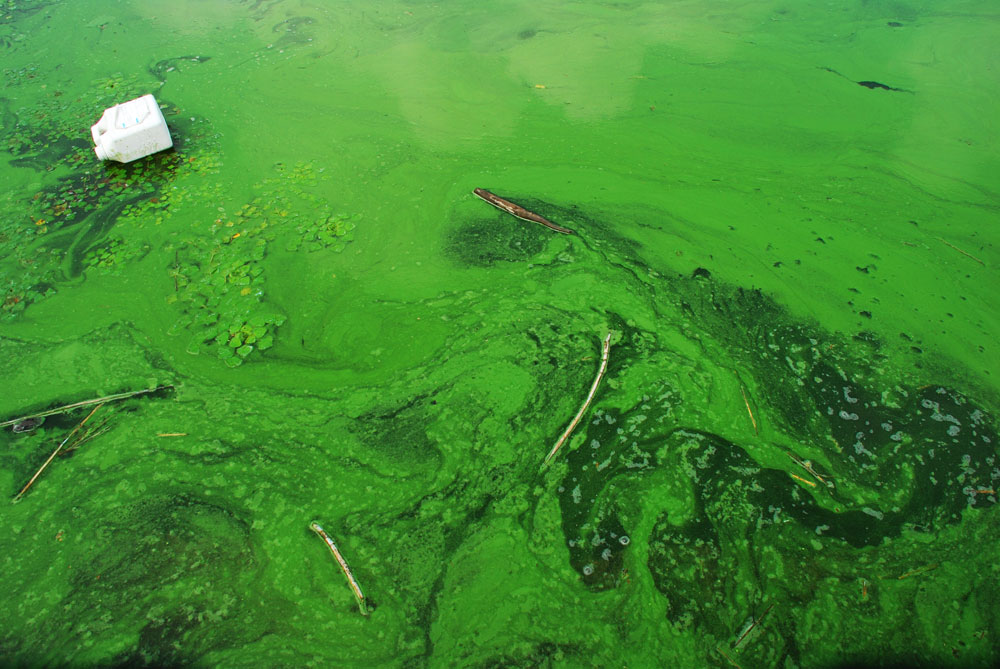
[
  {"left": 14, "top": 404, "right": 104, "bottom": 502},
  {"left": 937, "top": 237, "right": 984, "bottom": 265},
  {"left": 544, "top": 333, "right": 612, "bottom": 467},
  {"left": 786, "top": 451, "right": 834, "bottom": 488},
  {"left": 309, "top": 521, "right": 369, "bottom": 616},
  {"left": 739, "top": 384, "right": 758, "bottom": 434},
  {"left": 733, "top": 602, "right": 774, "bottom": 648},
  {"left": 1, "top": 385, "right": 171, "bottom": 429},
  {"left": 61, "top": 418, "right": 111, "bottom": 454},
  {"left": 896, "top": 563, "right": 938, "bottom": 580},
  {"left": 789, "top": 472, "right": 817, "bottom": 487}
]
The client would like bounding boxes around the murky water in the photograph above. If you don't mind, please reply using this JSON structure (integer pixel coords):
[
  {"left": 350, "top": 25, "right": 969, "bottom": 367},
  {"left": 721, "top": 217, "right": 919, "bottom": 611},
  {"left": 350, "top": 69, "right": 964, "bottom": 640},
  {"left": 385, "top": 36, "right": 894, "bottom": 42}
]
[{"left": 1, "top": 1, "right": 997, "bottom": 666}]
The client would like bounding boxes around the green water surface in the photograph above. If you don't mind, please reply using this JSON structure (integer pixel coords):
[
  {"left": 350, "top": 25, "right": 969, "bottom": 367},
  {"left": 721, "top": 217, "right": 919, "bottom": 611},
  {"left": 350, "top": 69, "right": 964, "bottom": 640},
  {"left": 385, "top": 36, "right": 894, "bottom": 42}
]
[{"left": 1, "top": 0, "right": 998, "bottom": 667}]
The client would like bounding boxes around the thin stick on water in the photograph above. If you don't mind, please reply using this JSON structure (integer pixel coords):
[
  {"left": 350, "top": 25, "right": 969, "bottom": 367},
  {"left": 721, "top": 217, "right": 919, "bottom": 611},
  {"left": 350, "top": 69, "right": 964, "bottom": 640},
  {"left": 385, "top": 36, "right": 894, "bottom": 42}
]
[
  {"left": 0, "top": 386, "right": 171, "bottom": 428},
  {"left": 733, "top": 602, "right": 774, "bottom": 648},
  {"left": 309, "top": 521, "right": 369, "bottom": 616},
  {"left": 716, "top": 646, "right": 743, "bottom": 669},
  {"left": 739, "top": 384, "right": 758, "bottom": 435},
  {"left": 13, "top": 404, "right": 104, "bottom": 502},
  {"left": 543, "top": 332, "right": 612, "bottom": 467},
  {"left": 786, "top": 451, "right": 834, "bottom": 488},
  {"left": 61, "top": 419, "right": 112, "bottom": 454},
  {"left": 937, "top": 237, "right": 984, "bottom": 265}
]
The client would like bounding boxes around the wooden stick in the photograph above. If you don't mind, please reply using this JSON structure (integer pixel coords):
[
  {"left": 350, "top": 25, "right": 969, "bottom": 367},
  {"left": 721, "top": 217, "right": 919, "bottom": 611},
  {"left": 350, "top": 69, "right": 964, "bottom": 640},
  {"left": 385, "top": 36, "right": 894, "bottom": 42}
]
[
  {"left": 13, "top": 404, "right": 103, "bottom": 502},
  {"left": 544, "top": 333, "right": 612, "bottom": 467},
  {"left": 473, "top": 188, "right": 575, "bottom": 235},
  {"left": 937, "top": 237, "right": 984, "bottom": 265},
  {"left": 1, "top": 385, "right": 171, "bottom": 428},
  {"left": 61, "top": 419, "right": 111, "bottom": 454},
  {"left": 789, "top": 473, "right": 817, "bottom": 487},
  {"left": 733, "top": 602, "right": 774, "bottom": 648},
  {"left": 717, "top": 646, "right": 743, "bottom": 669},
  {"left": 896, "top": 563, "right": 938, "bottom": 580},
  {"left": 309, "top": 521, "right": 369, "bottom": 616},
  {"left": 786, "top": 451, "right": 834, "bottom": 488},
  {"left": 739, "top": 385, "right": 758, "bottom": 434}
]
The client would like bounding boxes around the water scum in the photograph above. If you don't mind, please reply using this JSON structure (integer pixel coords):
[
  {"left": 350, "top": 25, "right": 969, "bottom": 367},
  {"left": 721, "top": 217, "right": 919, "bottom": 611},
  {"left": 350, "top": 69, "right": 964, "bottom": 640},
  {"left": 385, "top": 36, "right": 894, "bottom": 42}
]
[{"left": 1, "top": 2, "right": 998, "bottom": 668}]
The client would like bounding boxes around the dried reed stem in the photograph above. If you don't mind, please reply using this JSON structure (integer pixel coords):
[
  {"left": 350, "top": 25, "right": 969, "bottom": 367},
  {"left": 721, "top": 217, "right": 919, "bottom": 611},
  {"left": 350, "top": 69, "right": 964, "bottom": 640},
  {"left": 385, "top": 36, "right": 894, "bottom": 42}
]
[
  {"left": 13, "top": 404, "right": 103, "bottom": 502},
  {"left": 733, "top": 602, "right": 774, "bottom": 648},
  {"left": 937, "top": 237, "right": 984, "bottom": 265},
  {"left": 309, "top": 521, "right": 369, "bottom": 616},
  {"left": 739, "top": 384, "right": 758, "bottom": 434},
  {"left": 543, "top": 333, "right": 612, "bottom": 467},
  {"left": 1, "top": 385, "right": 171, "bottom": 428}
]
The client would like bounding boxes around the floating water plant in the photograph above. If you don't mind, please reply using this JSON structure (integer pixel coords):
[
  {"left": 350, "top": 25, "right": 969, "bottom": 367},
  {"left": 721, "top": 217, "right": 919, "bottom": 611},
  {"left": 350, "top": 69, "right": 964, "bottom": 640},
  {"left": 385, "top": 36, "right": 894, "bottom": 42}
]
[
  {"left": 167, "top": 162, "right": 356, "bottom": 367},
  {"left": 170, "top": 212, "right": 283, "bottom": 366},
  {"left": 286, "top": 211, "right": 357, "bottom": 252},
  {"left": 83, "top": 236, "right": 150, "bottom": 274}
]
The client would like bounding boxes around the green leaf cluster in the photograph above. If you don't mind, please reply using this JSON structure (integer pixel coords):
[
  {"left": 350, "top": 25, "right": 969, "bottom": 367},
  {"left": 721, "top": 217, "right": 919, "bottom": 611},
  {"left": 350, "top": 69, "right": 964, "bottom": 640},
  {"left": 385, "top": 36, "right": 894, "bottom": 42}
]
[{"left": 83, "top": 236, "right": 150, "bottom": 274}]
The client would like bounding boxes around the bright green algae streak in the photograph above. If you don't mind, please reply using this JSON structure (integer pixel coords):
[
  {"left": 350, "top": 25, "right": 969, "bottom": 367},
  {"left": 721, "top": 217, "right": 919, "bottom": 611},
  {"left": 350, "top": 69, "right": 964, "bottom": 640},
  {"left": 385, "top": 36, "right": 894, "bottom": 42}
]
[{"left": 1, "top": 0, "right": 998, "bottom": 667}]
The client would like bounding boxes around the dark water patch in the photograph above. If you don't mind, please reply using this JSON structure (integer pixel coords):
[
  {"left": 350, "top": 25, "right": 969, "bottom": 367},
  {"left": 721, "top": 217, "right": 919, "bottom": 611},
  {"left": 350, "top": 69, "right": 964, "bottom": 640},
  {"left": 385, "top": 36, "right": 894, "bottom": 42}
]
[
  {"left": 353, "top": 397, "right": 440, "bottom": 467},
  {"left": 148, "top": 55, "right": 211, "bottom": 83},
  {"left": 445, "top": 215, "right": 550, "bottom": 267},
  {"left": 74, "top": 494, "right": 278, "bottom": 665},
  {"left": 271, "top": 16, "right": 316, "bottom": 49},
  {"left": 9, "top": 136, "right": 88, "bottom": 170}
]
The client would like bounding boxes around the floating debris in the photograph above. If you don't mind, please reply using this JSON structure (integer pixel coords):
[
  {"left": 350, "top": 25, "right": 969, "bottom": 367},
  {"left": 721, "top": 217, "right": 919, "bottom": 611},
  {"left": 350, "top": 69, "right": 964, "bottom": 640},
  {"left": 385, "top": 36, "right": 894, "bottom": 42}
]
[
  {"left": 937, "top": 237, "right": 984, "bottom": 265},
  {"left": 786, "top": 451, "right": 835, "bottom": 489},
  {"left": 309, "top": 521, "right": 370, "bottom": 616},
  {"left": 789, "top": 472, "right": 817, "bottom": 487},
  {"left": 543, "top": 332, "right": 612, "bottom": 467},
  {"left": 738, "top": 383, "right": 758, "bottom": 434},
  {"left": 473, "top": 188, "right": 575, "bottom": 235},
  {"left": 13, "top": 404, "right": 104, "bottom": 502},
  {"left": 11, "top": 416, "right": 44, "bottom": 433},
  {"left": 732, "top": 602, "right": 774, "bottom": 648},
  {"left": 0, "top": 385, "right": 171, "bottom": 429},
  {"left": 895, "top": 563, "right": 938, "bottom": 580}
]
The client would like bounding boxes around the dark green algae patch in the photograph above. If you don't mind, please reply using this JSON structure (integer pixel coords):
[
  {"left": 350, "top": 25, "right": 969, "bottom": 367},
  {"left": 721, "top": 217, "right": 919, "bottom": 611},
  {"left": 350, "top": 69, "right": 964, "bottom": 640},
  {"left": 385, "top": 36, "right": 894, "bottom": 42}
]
[{"left": 1, "top": 9, "right": 999, "bottom": 669}]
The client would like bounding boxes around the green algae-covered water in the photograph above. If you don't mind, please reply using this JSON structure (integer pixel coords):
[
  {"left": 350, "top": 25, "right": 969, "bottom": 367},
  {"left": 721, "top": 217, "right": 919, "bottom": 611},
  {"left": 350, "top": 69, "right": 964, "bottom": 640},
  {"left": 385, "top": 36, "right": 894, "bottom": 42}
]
[{"left": 1, "top": 0, "right": 998, "bottom": 666}]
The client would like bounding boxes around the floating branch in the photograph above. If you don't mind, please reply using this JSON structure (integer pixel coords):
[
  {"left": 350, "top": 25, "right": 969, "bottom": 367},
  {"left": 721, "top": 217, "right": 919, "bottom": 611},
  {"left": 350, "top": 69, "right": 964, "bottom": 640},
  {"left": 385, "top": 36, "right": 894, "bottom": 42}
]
[
  {"left": 473, "top": 188, "right": 575, "bottom": 235},
  {"left": 309, "top": 521, "right": 369, "bottom": 616},
  {"left": 13, "top": 404, "right": 104, "bottom": 502},
  {"left": 786, "top": 451, "right": 835, "bottom": 489},
  {"left": 732, "top": 602, "right": 774, "bottom": 649},
  {"left": 716, "top": 646, "right": 743, "bottom": 669},
  {"left": 1, "top": 385, "right": 172, "bottom": 429},
  {"left": 937, "top": 237, "right": 984, "bottom": 265},
  {"left": 543, "top": 333, "right": 612, "bottom": 467},
  {"left": 789, "top": 472, "right": 817, "bottom": 488},
  {"left": 895, "top": 563, "right": 938, "bottom": 580},
  {"left": 61, "top": 417, "right": 111, "bottom": 454},
  {"left": 739, "top": 384, "right": 758, "bottom": 435}
]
